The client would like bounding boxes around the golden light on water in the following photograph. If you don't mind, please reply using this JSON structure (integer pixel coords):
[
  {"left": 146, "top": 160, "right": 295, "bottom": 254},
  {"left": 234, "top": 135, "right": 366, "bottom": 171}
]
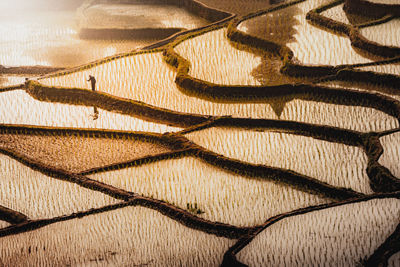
[{"left": 1, "top": 0, "right": 400, "bottom": 265}]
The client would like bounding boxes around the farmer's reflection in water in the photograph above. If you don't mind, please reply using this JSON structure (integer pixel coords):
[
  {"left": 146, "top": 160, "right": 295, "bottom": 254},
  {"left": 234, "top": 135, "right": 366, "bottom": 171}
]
[{"left": 87, "top": 75, "right": 99, "bottom": 120}]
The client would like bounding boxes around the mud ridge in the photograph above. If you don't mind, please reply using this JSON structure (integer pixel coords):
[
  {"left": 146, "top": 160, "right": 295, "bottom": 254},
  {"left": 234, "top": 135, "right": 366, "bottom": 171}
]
[
  {"left": 0, "top": 150, "right": 255, "bottom": 239},
  {"left": 364, "top": 222, "right": 400, "bottom": 267},
  {"left": 0, "top": 205, "right": 29, "bottom": 225},
  {"left": 224, "top": 0, "right": 400, "bottom": 90},
  {"left": 344, "top": 0, "right": 400, "bottom": 18},
  {"left": 221, "top": 191, "right": 400, "bottom": 267},
  {"left": 307, "top": 0, "right": 400, "bottom": 59}
]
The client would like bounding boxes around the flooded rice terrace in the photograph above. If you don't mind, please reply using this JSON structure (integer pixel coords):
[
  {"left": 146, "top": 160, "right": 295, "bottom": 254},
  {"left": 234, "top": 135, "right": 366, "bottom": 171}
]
[
  {"left": 0, "top": 11, "right": 149, "bottom": 69},
  {"left": 1, "top": 0, "right": 400, "bottom": 266}
]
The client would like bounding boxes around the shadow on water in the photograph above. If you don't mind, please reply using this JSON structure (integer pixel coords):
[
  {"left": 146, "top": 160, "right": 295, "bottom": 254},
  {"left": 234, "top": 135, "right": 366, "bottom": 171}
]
[
  {"left": 240, "top": 5, "right": 302, "bottom": 117},
  {"left": 0, "top": 0, "right": 208, "bottom": 68}
]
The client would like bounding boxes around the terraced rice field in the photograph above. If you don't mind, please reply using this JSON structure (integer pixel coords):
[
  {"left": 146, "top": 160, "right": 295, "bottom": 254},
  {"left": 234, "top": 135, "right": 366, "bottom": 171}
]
[
  {"left": 360, "top": 19, "right": 400, "bottom": 47},
  {"left": 83, "top": 4, "right": 208, "bottom": 29},
  {"left": 320, "top": 3, "right": 350, "bottom": 24},
  {"left": 237, "top": 198, "right": 400, "bottom": 266},
  {"left": 185, "top": 128, "right": 372, "bottom": 193},
  {"left": 379, "top": 132, "right": 400, "bottom": 178},
  {"left": 1, "top": 0, "right": 400, "bottom": 266},
  {"left": 0, "top": 11, "right": 158, "bottom": 68},
  {"left": 0, "top": 90, "right": 179, "bottom": 132},
  {"left": 286, "top": 0, "right": 372, "bottom": 65}
]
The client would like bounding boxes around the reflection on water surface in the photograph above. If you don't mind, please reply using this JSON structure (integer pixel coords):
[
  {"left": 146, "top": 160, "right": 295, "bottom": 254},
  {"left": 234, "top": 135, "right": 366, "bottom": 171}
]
[{"left": 0, "top": 11, "right": 156, "bottom": 68}]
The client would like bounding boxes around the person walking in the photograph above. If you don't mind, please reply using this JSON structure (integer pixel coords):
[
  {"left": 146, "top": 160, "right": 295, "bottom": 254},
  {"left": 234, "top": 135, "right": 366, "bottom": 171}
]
[{"left": 87, "top": 75, "right": 96, "bottom": 91}]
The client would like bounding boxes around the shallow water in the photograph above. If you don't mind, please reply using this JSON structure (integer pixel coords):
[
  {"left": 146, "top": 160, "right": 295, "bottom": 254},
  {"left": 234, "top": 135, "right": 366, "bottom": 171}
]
[
  {"left": 41, "top": 50, "right": 398, "bottom": 131},
  {"left": 42, "top": 52, "right": 278, "bottom": 118},
  {"left": 89, "top": 157, "right": 328, "bottom": 227},
  {"left": 237, "top": 5, "right": 300, "bottom": 45},
  {"left": 379, "top": 132, "right": 400, "bottom": 178},
  {"left": 0, "top": 11, "right": 156, "bottom": 68},
  {"left": 287, "top": 0, "right": 371, "bottom": 65},
  {"left": 0, "top": 134, "right": 172, "bottom": 173},
  {"left": 0, "top": 90, "right": 180, "bottom": 133},
  {"left": 360, "top": 19, "right": 400, "bottom": 48},
  {"left": 320, "top": 3, "right": 350, "bottom": 25},
  {"left": 83, "top": 4, "right": 208, "bottom": 29},
  {"left": 238, "top": 198, "right": 400, "bottom": 266},
  {"left": 1, "top": 0, "right": 399, "bottom": 264},
  {"left": 0, "top": 75, "right": 27, "bottom": 87},
  {"left": 0, "top": 221, "right": 10, "bottom": 229},
  {"left": 389, "top": 253, "right": 400, "bottom": 267},
  {"left": 0, "top": 154, "right": 118, "bottom": 219},
  {"left": 280, "top": 99, "right": 398, "bottom": 132},
  {"left": 366, "top": 0, "right": 399, "bottom": 3},
  {"left": 175, "top": 29, "right": 262, "bottom": 85},
  {"left": 0, "top": 206, "right": 233, "bottom": 266},
  {"left": 186, "top": 128, "right": 372, "bottom": 194}
]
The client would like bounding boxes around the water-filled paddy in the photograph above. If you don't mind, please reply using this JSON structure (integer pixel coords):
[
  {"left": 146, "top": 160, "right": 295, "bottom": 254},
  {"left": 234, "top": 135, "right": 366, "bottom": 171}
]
[
  {"left": 0, "top": 133, "right": 172, "bottom": 174},
  {"left": 193, "top": 0, "right": 270, "bottom": 15},
  {"left": 287, "top": 0, "right": 371, "bottom": 65},
  {"left": 280, "top": 99, "right": 398, "bottom": 132},
  {"left": 0, "top": 221, "right": 10, "bottom": 229},
  {"left": 175, "top": 29, "right": 261, "bottom": 85},
  {"left": 379, "top": 131, "right": 400, "bottom": 178},
  {"left": 0, "top": 11, "right": 156, "bottom": 68},
  {"left": 186, "top": 128, "right": 372, "bottom": 194},
  {"left": 0, "top": 154, "right": 118, "bottom": 219},
  {"left": 237, "top": 198, "right": 400, "bottom": 266},
  {"left": 41, "top": 52, "right": 278, "bottom": 118},
  {"left": 0, "top": 206, "right": 233, "bottom": 266},
  {"left": 320, "top": 3, "right": 350, "bottom": 25},
  {"left": 237, "top": 5, "right": 300, "bottom": 45},
  {"left": 89, "top": 157, "right": 328, "bottom": 227},
  {"left": 83, "top": 4, "right": 208, "bottom": 29},
  {"left": 360, "top": 19, "right": 400, "bottom": 47},
  {"left": 0, "top": 76, "right": 27, "bottom": 87},
  {"left": 389, "top": 253, "right": 400, "bottom": 267},
  {"left": 0, "top": 90, "right": 180, "bottom": 133},
  {"left": 41, "top": 49, "right": 398, "bottom": 131},
  {"left": 366, "top": 0, "right": 399, "bottom": 3},
  {"left": 1, "top": 0, "right": 399, "bottom": 264}
]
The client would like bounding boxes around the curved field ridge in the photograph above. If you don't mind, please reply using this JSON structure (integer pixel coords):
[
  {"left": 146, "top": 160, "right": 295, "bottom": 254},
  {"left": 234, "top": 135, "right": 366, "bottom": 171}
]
[
  {"left": 221, "top": 192, "right": 400, "bottom": 267},
  {"left": 1, "top": 0, "right": 400, "bottom": 265},
  {"left": 237, "top": 198, "right": 400, "bottom": 266},
  {"left": 306, "top": 0, "right": 400, "bottom": 59},
  {"left": 0, "top": 205, "right": 28, "bottom": 225},
  {"left": 344, "top": 0, "right": 400, "bottom": 17},
  {"left": 226, "top": 0, "right": 400, "bottom": 89},
  {"left": 0, "top": 89, "right": 181, "bottom": 133},
  {"left": 185, "top": 128, "right": 372, "bottom": 194},
  {"left": 360, "top": 18, "right": 400, "bottom": 48},
  {"left": 89, "top": 156, "right": 330, "bottom": 226},
  {"left": 0, "top": 154, "right": 120, "bottom": 220},
  {"left": 0, "top": 206, "right": 235, "bottom": 266}
]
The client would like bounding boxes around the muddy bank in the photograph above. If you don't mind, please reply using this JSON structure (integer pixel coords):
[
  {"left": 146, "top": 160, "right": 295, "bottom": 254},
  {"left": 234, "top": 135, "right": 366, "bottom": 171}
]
[
  {"left": 0, "top": 65, "right": 65, "bottom": 75},
  {"left": 79, "top": 28, "right": 183, "bottom": 40}
]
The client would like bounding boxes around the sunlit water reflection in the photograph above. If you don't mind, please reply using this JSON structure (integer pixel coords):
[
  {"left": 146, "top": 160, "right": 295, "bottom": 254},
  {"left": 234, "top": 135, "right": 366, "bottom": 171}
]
[
  {"left": 0, "top": 90, "right": 180, "bottom": 133},
  {"left": 360, "top": 19, "right": 400, "bottom": 47},
  {"left": 83, "top": 4, "right": 208, "bottom": 29},
  {"left": 0, "top": 75, "right": 28, "bottom": 87},
  {"left": 0, "top": 11, "right": 156, "bottom": 68},
  {"left": 238, "top": 198, "right": 400, "bottom": 266}
]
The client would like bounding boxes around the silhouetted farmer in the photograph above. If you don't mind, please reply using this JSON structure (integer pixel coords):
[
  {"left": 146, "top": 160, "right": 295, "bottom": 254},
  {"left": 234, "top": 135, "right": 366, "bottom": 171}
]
[
  {"left": 87, "top": 75, "right": 99, "bottom": 120},
  {"left": 87, "top": 75, "right": 96, "bottom": 91}
]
